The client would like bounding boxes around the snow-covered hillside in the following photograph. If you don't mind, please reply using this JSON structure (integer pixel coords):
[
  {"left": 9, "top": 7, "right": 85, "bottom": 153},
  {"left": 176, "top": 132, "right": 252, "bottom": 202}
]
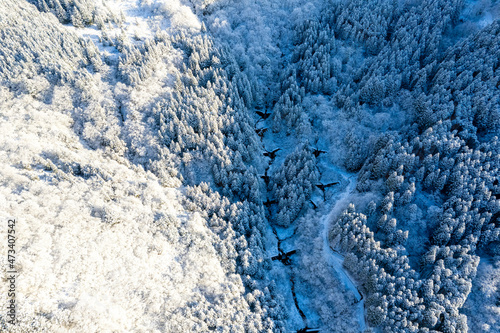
[
  {"left": 1, "top": 0, "right": 500, "bottom": 332},
  {"left": 0, "top": 89, "right": 253, "bottom": 332}
]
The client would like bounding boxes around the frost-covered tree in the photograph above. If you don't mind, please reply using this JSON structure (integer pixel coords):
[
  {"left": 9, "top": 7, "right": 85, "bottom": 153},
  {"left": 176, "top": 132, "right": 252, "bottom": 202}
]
[{"left": 270, "top": 144, "right": 319, "bottom": 227}]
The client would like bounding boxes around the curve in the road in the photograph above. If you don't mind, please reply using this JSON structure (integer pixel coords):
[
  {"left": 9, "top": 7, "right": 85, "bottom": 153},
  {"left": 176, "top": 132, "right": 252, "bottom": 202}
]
[{"left": 321, "top": 177, "right": 367, "bottom": 331}]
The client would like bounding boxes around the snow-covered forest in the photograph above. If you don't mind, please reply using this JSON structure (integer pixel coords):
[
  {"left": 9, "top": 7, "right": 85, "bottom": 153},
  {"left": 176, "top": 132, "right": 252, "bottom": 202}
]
[{"left": 0, "top": 0, "right": 499, "bottom": 332}]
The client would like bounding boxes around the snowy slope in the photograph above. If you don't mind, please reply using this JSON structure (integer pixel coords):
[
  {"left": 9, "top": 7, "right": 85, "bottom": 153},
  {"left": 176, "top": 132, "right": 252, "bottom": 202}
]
[
  {"left": 2, "top": 0, "right": 500, "bottom": 332},
  {"left": 0, "top": 1, "right": 268, "bottom": 331},
  {"left": 0, "top": 88, "right": 253, "bottom": 332}
]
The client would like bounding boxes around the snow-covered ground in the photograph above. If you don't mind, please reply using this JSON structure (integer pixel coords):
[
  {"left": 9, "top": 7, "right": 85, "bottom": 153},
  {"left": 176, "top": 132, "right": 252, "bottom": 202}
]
[
  {"left": 2, "top": 0, "right": 500, "bottom": 332},
  {"left": 463, "top": 257, "right": 500, "bottom": 332},
  {"left": 257, "top": 85, "right": 368, "bottom": 331},
  {"left": 321, "top": 177, "right": 366, "bottom": 331},
  {"left": 0, "top": 89, "right": 252, "bottom": 332}
]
